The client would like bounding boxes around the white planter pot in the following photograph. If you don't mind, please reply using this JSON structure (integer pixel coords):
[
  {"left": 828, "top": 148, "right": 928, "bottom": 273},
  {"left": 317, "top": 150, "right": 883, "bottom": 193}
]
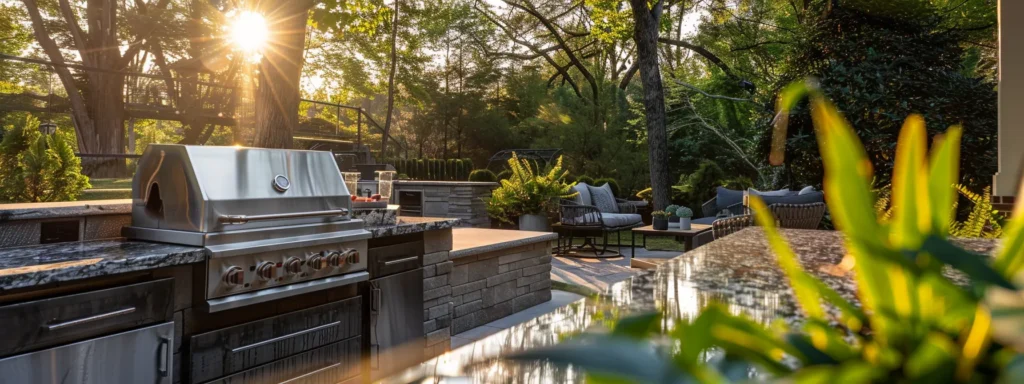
[
  {"left": 519, "top": 214, "right": 550, "bottom": 232},
  {"left": 679, "top": 217, "right": 691, "bottom": 230}
]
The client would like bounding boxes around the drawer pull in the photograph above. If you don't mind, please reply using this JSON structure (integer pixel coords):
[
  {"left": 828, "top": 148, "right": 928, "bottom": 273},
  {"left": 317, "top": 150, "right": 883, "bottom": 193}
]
[
  {"left": 278, "top": 362, "right": 342, "bottom": 384},
  {"left": 44, "top": 307, "right": 137, "bottom": 331},
  {"left": 230, "top": 321, "right": 341, "bottom": 353},
  {"left": 383, "top": 256, "right": 418, "bottom": 266}
]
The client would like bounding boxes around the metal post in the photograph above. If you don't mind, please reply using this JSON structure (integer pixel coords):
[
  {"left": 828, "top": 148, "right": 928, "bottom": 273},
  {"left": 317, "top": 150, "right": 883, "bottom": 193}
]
[
  {"left": 336, "top": 105, "right": 341, "bottom": 137},
  {"left": 356, "top": 109, "right": 362, "bottom": 149}
]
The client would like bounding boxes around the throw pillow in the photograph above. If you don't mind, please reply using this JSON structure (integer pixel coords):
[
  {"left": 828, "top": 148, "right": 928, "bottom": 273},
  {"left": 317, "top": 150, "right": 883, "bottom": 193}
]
[
  {"left": 587, "top": 184, "right": 619, "bottom": 213},
  {"left": 716, "top": 187, "right": 744, "bottom": 212},
  {"left": 798, "top": 186, "right": 816, "bottom": 195},
  {"left": 572, "top": 183, "right": 592, "bottom": 206}
]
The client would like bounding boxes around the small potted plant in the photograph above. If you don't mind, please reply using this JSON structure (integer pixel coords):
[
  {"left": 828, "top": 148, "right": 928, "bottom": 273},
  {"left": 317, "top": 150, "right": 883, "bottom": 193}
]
[
  {"left": 651, "top": 210, "right": 670, "bottom": 230},
  {"left": 675, "top": 206, "right": 693, "bottom": 230},
  {"left": 665, "top": 204, "right": 681, "bottom": 228}
]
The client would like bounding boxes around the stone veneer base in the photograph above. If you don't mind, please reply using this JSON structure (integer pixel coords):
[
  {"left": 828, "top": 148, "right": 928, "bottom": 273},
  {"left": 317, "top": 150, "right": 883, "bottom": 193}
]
[{"left": 448, "top": 240, "right": 553, "bottom": 335}]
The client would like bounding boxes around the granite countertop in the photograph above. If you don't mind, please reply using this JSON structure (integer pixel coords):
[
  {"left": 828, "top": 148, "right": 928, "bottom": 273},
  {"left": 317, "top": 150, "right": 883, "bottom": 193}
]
[
  {"left": 366, "top": 216, "right": 461, "bottom": 238},
  {"left": 0, "top": 200, "right": 132, "bottom": 222},
  {"left": 0, "top": 239, "right": 207, "bottom": 292},
  {"left": 450, "top": 228, "right": 558, "bottom": 259},
  {"left": 381, "top": 228, "right": 1000, "bottom": 383},
  {"left": 393, "top": 180, "right": 498, "bottom": 186}
]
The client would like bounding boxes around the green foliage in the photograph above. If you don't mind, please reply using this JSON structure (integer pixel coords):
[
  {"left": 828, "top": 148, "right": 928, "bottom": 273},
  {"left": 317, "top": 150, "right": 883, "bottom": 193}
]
[
  {"left": 468, "top": 169, "right": 497, "bottom": 182},
  {"left": 593, "top": 177, "right": 620, "bottom": 197},
  {"left": 665, "top": 205, "right": 680, "bottom": 216},
  {"left": 762, "top": 4, "right": 997, "bottom": 192},
  {"left": 950, "top": 185, "right": 1005, "bottom": 239},
  {"left": 575, "top": 175, "right": 595, "bottom": 185},
  {"left": 496, "top": 169, "right": 512, "bottom": 181},
  {"left": 510, "top": 85, "right": 1024, "bottom": 383},
  {"left": 486, "top": 153, "right": 576, "bottom": 224},
  {"left": 651, "top": 210, "right": 671, "bottom": 220},
  {"left": 0, "top": 116, "right": 90, "bottom": 203}
]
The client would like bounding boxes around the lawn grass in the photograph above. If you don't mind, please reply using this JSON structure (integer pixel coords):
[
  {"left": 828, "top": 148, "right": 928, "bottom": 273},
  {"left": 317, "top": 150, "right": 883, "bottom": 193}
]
[
  {"left": 81, "top": 178, "right": 133, "bottom": 200},
  {"left": 567, "top": 229, "right": 685, "bottom": 252},
  {"left": 87, "top": 178, "right": 133, "bottom": 190}
]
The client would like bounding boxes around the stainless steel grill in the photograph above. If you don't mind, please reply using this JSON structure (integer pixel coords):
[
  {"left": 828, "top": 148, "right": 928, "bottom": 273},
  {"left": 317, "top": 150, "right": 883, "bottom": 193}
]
[{"left": 124, "top": 145, "right": 370, "bottom": 312}]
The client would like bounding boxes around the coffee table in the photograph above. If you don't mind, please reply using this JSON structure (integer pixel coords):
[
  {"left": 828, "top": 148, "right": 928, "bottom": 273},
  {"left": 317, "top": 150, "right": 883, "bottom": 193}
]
[{"left": 630, "top": 224, "right": 713, "bottom": 259}]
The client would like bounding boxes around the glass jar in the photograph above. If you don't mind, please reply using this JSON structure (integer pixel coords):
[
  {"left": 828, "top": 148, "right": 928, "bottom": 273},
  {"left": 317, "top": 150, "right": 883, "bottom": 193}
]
[
  {"left": 376, "top": 170, "right": 397, "bottom": 200},
  {"left": 341, "top": 172, "right": 361, "bottom": 196}
]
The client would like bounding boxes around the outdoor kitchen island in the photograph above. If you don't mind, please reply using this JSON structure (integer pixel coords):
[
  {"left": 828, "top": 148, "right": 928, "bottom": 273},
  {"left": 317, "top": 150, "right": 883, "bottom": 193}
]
[
  {"left": 0, "top": 216, "right": 459, "bottom": 384},
  {"left": 0, "top": 145, "right": 464, "bottom": 384}
]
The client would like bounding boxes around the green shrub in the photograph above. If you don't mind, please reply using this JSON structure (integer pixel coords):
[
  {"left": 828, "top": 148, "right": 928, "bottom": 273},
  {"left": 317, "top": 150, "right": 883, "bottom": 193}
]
[
  {"left": 496, "top": 169, "right": 512, "bottom": 181},
  {"left": 0, "top": 116, "right": 90, "bottom": 203},
  {"left": 454, "top": 159, "right": 464, "bottom": 180},
  {"left": 415, "top": 159, "right": 425, "bottom": 180},
  {"left": 593, "top": 177, "right": 620, "bottom": 197},
  {"left": 468, "top": 169, "right": 497, "bottom": 182},
  {"left": 575, "top": 175, "right": 595, "bottom": 185},
  {"left": 461, "top": 158, "right": 474, "bottom": 176}
]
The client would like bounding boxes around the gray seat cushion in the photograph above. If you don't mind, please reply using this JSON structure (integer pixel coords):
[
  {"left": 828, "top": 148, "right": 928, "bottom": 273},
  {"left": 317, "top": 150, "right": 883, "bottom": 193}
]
[
  {"left": 715, "top": 187, "right": 744, "bottom": 212},
  {"left": 572, "top": 183, "right": 592, "bottom": 206},
  {"left": 588, "top": 184, "right": 619, "bottom": 213},
  {"left": 761, "top": 191, "right": 825, "bottom": 206},
  {"left": 748, "top": 188, "right": 792, "bottom": 197},
  {"left": 600, "top": 213, "right": 642, "bottom": 228},
  {"left": 692, "top": 216, "right": 718, "bottom": 225}
]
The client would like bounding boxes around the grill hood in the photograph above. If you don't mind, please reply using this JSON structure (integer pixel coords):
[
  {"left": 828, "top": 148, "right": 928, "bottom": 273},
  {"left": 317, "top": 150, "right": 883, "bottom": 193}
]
[{"left": 131, "top": 145, "right": 353, "bottom": 234}]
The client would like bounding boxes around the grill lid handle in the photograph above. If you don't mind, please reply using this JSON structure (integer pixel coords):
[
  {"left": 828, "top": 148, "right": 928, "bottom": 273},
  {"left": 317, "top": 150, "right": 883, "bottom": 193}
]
[{"left": 218, "top": 209, "right": 349, "bottom": 225}]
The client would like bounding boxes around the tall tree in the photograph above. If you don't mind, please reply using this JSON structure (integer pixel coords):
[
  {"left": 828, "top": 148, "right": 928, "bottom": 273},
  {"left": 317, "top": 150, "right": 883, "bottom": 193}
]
[
  {"left": 380, "top": 0, "right": 400, "bottom": 157},
  {"left": 628, "top": 0, "right": 669, "bottom": 209},
  {"left": 253, "top": 0, "right": 314, "bottom": 148},
  {"left": 20, "top": 0, "right": 169, "bottom": 176}
]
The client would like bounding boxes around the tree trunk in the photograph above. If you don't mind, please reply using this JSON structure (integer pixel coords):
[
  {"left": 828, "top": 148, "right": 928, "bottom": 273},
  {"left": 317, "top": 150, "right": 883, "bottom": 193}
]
[
  {"left": 252, "top": 0, "right": 313, "bottom": 148},
  {"left": 629, "top": 0, "right": 670, "bottom": 210},
  {"left": 380, "top": 0, "right": 400, "bottom": 158},
  {"left": 83, "top": 70, "right": 127, "bottom": 177}
]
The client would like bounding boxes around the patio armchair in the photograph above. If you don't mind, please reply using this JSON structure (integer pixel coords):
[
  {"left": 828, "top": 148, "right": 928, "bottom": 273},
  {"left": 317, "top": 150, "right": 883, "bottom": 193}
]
[
  {"left": 557, "top": 183, "right": 643, "bottom": 256},
  {"left": 770, "top": 202, "right": 827, "bottom": 230},
  {"left": 712, "top": 214, "right": 755, "bottom": 239}
]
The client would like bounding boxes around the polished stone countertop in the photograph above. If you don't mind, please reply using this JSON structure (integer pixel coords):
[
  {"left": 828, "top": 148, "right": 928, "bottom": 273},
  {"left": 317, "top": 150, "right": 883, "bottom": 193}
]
[
  {"left": 450, "top": 228, "right": 558, "bottom": 259},
  {"left": 0, "top": 199, "right": 131, "bottom": 222},
  {"left": 0, "top": 217, "right": 457, "bottom": 292},
  {"left": 0, "top": 240, "right": 207, "bottom": 292},
  {"left": 381, "top": 228, "right": 999, "bottom": 383},
  {"left": 366, "top": 216, "right": 460, "bottom": 238}
]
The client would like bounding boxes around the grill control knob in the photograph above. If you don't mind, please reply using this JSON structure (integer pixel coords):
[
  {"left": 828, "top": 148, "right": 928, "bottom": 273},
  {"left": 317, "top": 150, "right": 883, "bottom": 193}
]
[
  {"left": 307, "top": 252, "right": 327, "bottom": 270},
  {"left": 284, "top": 257, "right": 302, "bottom": 275},
  {"left": 256, "top": 262, "right": 276, "bottom": 281},
  {"left": 223, "top": 266, "right": 245, "bottom": 286},
  {"left": 342, "top": 249, "right": 359, "bottom": 264},
  {"left": 327, "top": 251, "right": 345, "bottom": 268}
]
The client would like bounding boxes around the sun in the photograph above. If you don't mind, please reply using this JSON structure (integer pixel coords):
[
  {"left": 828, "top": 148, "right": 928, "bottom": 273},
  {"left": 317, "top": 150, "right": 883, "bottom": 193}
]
[{"left": 229, "top": 11, "right": 268, "bottom": 55}]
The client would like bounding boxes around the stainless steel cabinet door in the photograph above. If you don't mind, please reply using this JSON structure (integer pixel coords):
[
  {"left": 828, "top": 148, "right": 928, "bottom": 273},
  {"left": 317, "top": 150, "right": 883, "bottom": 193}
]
[
  {"left": 0, "top": 322, "right": 174, "bottom": 384},
  {"left": 369, "top": 268, "right": 424, "bottom": 379}
]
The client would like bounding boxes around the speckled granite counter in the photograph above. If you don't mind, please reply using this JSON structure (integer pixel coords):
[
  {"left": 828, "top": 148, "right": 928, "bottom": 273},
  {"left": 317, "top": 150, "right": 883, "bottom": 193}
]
[
  {"left": 380, "top": 228, "right": 1000, "bottom": 383},
  {"left": 366, "top": 216, "right": 460, "bottom": 238},
  {"left": 0, "top": 240, "right": 207, "bottom": 292}
]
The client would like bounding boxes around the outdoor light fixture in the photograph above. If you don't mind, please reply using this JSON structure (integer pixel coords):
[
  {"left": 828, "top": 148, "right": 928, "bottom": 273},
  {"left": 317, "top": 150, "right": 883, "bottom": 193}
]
[
  {"left": 38, "top": 122, "right": 57, "bottom": 135},
  {"left": 229, "top": 11, "right": 268, "bottom": 58}
]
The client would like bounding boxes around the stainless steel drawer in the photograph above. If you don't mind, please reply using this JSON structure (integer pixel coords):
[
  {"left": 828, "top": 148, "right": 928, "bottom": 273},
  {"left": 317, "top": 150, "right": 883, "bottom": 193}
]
[
  {"left": 0, "top": 321, "right": 174, "bottom": 383},
  {"left": 204, "top": 336, "right": 361, "bottom": 384},
  {"left": 190, "top": 297, "right": 362, "bottom": 383},
  {"left": 0, "top": 278, "right": 174, "bottom": 357}
]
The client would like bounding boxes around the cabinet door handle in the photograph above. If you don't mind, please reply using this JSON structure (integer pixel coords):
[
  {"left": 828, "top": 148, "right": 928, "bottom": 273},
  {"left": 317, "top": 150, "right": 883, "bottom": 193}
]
[
  {"left": 383, "top": 256, "right": 418, "bottom": 266},
  {"left": 157, "top": 337, "right": 170, "bottom": 377},
  {"left": 44, "top": 307, "right": 136, "bottom": 331},
  {"left": 230, "top": 321, "right": 341, "bottom": 353},
  {"left": 278, "top": 362, "right": 341, "bottom": 384}
]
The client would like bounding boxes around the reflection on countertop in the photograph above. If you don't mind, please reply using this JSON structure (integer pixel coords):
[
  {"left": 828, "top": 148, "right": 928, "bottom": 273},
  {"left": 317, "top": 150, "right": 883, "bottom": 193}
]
[
  {"left": 380, "top": 228, "right": 1000, "bottom": 383},
  {"left": 0, "top": 239, "right": 207, "bottom": 291}
]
